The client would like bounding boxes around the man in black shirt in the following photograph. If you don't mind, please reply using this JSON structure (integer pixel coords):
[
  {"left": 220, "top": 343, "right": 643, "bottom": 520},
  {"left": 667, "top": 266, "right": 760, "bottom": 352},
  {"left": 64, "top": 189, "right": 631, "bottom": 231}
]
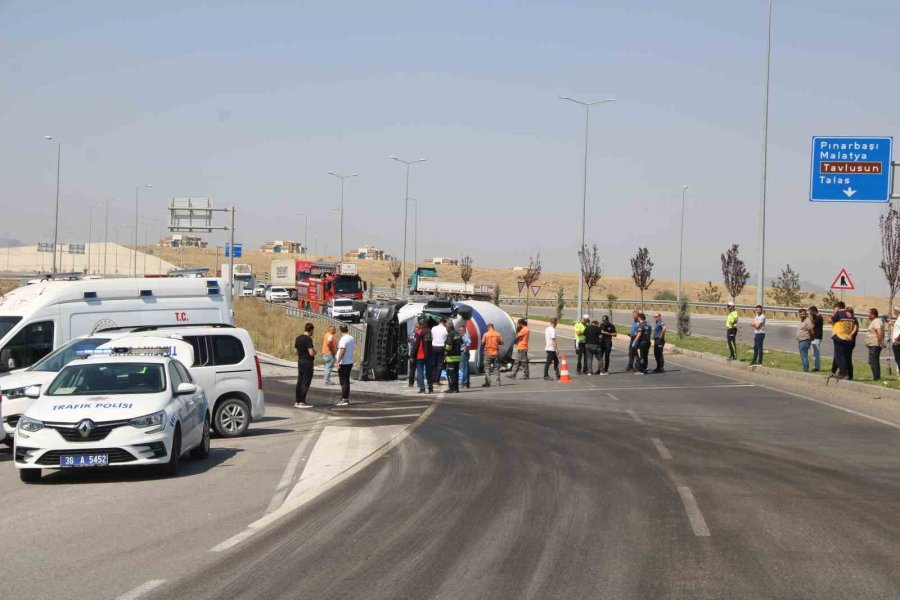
[
  {"left": 583, "top": 320, "right": 603, "bottom": 375},
  {"left": 294, "top": 322, "right": 316, "bottom": 408},
  {"left": 598, "top": 316, "right": 616, "bottom": 375},
  {"left": 809, "top": 305, "right": 824, "bottom": 372}
]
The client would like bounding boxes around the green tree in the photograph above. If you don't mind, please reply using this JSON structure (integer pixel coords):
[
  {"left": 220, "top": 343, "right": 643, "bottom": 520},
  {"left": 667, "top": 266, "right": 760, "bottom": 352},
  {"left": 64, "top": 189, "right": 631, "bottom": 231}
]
[
  {"left": 821, "top": 290, "right": 840, "bottom": 309},
  {"left": 556, "top": 286, "right": 565, "bottom": 321},
  {"left": 721, "top": 244, "right": 750, "bottom": 303},
  {"left": 697, "top": 281, "right": 723, "bottom": 303},
  {"left": 630, "top": 247, "right": 655, "bottom": 309},
  {"left": 677, "top": 298, "right": 692, "bottom": 339},
  {"left": 769, "top": 264, "right": 804, "bottom": 307},
  {"left": 606, "top": 293, "right": 618, "bottom": 320},
  {"left": 493, "top": 282, "right": 501, "bottom": 306},
  {"left": 654, "top": 289, "right": 676, "bottom": 301}
]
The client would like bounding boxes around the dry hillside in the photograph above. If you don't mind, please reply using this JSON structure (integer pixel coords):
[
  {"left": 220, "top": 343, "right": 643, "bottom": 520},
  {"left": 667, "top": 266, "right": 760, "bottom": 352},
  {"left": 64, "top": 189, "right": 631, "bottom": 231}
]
[{"left": 146, "top": 246, "right": 888, "bottom": 310}]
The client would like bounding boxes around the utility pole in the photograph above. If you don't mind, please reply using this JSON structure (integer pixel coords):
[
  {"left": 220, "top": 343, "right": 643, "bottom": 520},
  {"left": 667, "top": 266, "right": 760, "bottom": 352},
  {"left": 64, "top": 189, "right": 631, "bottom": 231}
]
[
  {"left": 757, "top": 0, "right": 773, "bottom": 307},
  {"left": 559, "top": 97, "right": 616, "bottom": 318},
  {"left": 45, "top": 136, "right": 61, "bottom": 274},
  {"left": 390, "top": 156, "right": 427, "bottom": 298}
]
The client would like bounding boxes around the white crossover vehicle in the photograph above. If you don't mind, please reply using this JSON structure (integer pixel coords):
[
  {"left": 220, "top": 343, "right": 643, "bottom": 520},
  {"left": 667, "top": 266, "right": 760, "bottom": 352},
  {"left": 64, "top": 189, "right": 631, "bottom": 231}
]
[
  {"left": 327, "top": 298, "right": 361, "bottom": 323},
  {"left": 264, "top": 286, "right": 290, "bottom": 303},
  {"left": 14, "top": 347, "right": 210, "bottom": 483}
]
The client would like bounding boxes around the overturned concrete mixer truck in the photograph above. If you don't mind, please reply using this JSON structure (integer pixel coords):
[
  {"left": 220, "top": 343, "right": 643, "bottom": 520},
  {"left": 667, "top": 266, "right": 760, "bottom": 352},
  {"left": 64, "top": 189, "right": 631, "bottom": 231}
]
[{"left": 360, "top": 297, "right": 517, "bottom": 381}]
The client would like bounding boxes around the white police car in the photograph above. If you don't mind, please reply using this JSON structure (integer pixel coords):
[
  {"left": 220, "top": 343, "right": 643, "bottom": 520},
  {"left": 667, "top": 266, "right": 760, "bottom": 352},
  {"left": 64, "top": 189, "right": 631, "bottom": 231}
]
[{"left": 14, "top": 346, "right": 210, "bottom": 483}]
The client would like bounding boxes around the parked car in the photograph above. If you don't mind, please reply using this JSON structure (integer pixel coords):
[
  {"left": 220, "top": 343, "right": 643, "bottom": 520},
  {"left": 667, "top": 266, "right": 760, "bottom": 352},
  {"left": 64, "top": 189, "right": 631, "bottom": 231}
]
[
  {"left": 14, "top": 347, "right": 210, "bottom": 482},
  {"left": 327, "top": 298, "right": 361, "bottom": 323},
  {"left": 254, "top": 283, "right": 267, "bottom": 297},
  {"left": 265, "top": 286, "right": 290, "bottom": 303},
  {"left": 2, "top": 324, "right": 265, "bottom": 440}
]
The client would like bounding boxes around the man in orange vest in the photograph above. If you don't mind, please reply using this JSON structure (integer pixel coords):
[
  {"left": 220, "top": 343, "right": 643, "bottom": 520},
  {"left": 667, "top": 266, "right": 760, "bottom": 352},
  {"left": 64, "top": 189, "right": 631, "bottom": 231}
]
[
  {"left": 508, "top": 318, "right": 530, "bottom": 379},
  {"left": 481, "top": 323, "right": 504, "bottom": 388}
]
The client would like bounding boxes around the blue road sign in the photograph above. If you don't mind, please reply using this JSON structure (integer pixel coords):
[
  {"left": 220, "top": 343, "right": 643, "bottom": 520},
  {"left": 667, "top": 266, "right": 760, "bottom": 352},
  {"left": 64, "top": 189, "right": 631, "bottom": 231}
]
[
  {"left": 810, "top": 136, "right": 893, "bottom": 202},
  {"left": 225, "top": 243, "right": 242, "bottom": 258}
]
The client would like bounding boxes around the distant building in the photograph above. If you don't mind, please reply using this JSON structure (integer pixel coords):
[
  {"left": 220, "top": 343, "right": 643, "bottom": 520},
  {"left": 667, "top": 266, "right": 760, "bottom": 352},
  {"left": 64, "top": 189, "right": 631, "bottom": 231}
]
[
  {"left": 431, "top": 257, "right": 459, "bottom": 266},
  {"left": 349, "top": 245, "right": 392, "bottom": 261},
  {"left": 157, "top": 234, "right": 207, "bottom": 248},
  {"left": 260, "top": 240, "right": 305, "bottom": 254}
]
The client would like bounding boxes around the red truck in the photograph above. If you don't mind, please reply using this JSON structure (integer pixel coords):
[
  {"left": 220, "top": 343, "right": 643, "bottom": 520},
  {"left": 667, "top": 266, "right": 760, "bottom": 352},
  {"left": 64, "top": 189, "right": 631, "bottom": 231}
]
[{"left": 295, "top": 260, "right": 365, "bottom": 313}]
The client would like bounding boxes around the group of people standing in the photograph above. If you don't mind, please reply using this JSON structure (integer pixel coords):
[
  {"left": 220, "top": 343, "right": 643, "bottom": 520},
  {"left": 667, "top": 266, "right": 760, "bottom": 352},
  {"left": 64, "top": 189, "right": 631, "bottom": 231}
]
[
  {"left": 407, "top": 317, "right": 507, "bottom": 393},
  {"left": 294, "top": 322, "right": 355, "bottom": 408}
]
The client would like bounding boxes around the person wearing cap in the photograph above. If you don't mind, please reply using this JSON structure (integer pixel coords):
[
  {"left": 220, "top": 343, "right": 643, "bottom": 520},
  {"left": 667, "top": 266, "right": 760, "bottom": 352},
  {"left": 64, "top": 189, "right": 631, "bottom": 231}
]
[
  {"left": 725, "top": 302, "right": 739, "bottom": 360},
  {"left": 574, "top": 314, "right": 589, "bottom": 375},
  {"left": 598, "top": 315, "right": 616, "bottom": 374},
  {"left": 652, "top": 313, "right": 667, "bottom": 373}
]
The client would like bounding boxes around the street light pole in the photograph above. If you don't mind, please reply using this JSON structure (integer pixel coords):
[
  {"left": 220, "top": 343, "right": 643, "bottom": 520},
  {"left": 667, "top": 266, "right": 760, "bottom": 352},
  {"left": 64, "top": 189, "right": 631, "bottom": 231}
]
[
  {"left": 407, "top": 198, "right": 418, "bottom": 267},
  {"left": 559, "top": 97, "right": 615, "bottom": 318},
  {"left": 44, "top": 136, "right": 61, "bottom": 274},
  {"left": 134, "top": 184, "right": 152, "bottom": 276},
  {"left": 757, "top": 0, "right": 774, "bottom": 307},
  {"left": 677, "top": 185, "right": 688, "bottom": 303},
  {"left": 326, "top": 171, "right": 358, "bottom": 260},
  {"left": 296, "top": 213, "right": 309, "bottom": 254},
  {"left": 390, "top": 156, "right": 427, "bottom": 298},
  {"left": 87, "top": 205, "right": 95, "bottom": 275}
]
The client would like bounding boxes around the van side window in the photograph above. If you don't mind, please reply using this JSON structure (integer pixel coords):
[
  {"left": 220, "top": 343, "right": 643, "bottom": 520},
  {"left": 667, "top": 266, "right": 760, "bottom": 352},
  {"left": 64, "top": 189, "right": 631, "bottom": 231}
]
[
  {"left": 174, "top": 361, "right": 193, "bottom": 384},
  {"left": 183, "top": 336, "right": 211, "bottom": 367},
  {"left": 168, "top": 363, "right": 183, "bottom": 389},
  {"left": 212, "top": 335, "right": 245, "bottom": 366},
  {"left": 2, "top": 321, "right": 55, "bottom": 370}
]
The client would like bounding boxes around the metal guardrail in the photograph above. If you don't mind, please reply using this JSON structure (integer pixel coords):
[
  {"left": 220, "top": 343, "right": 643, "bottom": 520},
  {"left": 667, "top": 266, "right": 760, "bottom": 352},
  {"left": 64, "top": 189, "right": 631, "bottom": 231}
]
[{"left": 266, "top": 302, "right": 367, "bottom": 365}]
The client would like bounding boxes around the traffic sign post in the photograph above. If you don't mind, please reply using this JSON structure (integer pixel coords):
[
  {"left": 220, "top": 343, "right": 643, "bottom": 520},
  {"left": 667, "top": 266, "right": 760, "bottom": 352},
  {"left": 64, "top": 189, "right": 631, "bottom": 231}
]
[
  {"left": 830, "top": 268, "right": 855, "bottom": 291},
  {"left": 517, "top": 281, "right": 525, "bottom": 296},
  {"left": 225, "top": 243, "right": 242, "bottom": 258},
  {"left": 530, "top": 285, "right": 541, "bottom": 297},
  {"left": 810, "top": 136, "right": 893, "bottom": 202}
]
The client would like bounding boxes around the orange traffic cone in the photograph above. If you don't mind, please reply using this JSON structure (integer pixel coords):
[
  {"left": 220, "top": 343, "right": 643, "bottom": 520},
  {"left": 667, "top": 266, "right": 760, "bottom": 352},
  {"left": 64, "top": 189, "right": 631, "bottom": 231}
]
[{"left": 558, "top": 354, "right": 573, "bottom": 384}]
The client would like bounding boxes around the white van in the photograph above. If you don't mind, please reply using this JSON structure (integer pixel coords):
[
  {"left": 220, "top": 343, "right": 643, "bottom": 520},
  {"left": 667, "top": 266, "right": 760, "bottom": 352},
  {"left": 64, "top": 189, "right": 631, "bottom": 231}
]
[{"left": 0, "top": 278, "right": 232, "bottom": 375}]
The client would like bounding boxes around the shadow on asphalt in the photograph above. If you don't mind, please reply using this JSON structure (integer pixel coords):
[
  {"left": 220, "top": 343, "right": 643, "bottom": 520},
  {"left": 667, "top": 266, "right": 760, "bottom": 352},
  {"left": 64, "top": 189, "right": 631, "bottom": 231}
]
[
  {"left": 241, "top": 427, "right": 294, "bottom": 437},
  {"left": 29, "top": 446, "right": 243, "bottom": 485},
  {"left": 0, "top": 446, "right": 11, "bottom": 463}
]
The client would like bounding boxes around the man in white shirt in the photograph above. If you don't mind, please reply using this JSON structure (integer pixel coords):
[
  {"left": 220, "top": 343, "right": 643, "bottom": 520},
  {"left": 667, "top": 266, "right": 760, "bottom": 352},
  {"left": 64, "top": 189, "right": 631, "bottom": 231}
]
[
  {"left": 544, "top": 318, "right": 560, "bottom": 380},
  {"left": 334, "top": 324, "right": 355, "bottom": 406},
  {"left": 892, "top": 306, "right": 900, "bottom": 373},
  {"left": 430, "top": 318, "right": 449, "bottom": 385},
  {"left": 751, "top": 305, "right": 766, "bottom": 365}
]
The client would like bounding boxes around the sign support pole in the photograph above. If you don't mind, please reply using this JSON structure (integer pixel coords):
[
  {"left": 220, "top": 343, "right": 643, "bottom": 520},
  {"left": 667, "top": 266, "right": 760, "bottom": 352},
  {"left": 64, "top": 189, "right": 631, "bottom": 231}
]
[
  {"left": 892, "top": 161, "right": 899, "bottom": 212},
  {"left": 228, "top": 207, "right": 236, "bottom": 299}
]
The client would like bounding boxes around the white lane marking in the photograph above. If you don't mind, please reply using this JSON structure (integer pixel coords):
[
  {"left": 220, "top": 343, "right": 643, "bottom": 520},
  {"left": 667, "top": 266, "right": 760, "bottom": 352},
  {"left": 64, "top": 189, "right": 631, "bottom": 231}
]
[
  {"left": 210, "top": 528, "right": 257, "bottom": 553},
  {"left": 627, "top": 410, "right": 644, "bottom": 424},
  {"left": 757, "top": 384, "right": 900, "bottom": 431},
  {"left": 115, "top": 579, "right": 167, "bottom": 600},
  {"left": 672, "top": 357, "right": 900, "bottom": 431},
  {"left": 606, "top": 392, "right": 620, "bottom": 401},
  {"left": 471, "top": 383, "right": 755, "bottom": 395},
  {"left": 328, "top": 413, "right": 423, "bottom": 421},
  {"left": 332, "top": 404, "right": 431, "bottom": 411},
  {"left": 250, "top": 398, "right": 442, "bottom": 532},
  {"left": 677, "top": 486, "right": 711, "bottom": 537},
  {"left": 651, "top": 437, "right": 673, "bottom": 460},
  {"left": 264, "top": 426, "right": 325, "bottom": 514}
]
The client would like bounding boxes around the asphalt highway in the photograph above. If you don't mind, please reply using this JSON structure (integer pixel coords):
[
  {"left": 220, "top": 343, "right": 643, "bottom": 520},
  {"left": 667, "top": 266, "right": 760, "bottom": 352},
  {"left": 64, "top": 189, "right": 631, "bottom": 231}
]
[{"left": 142, "top": 352, "right": 900, "bottom": 600}]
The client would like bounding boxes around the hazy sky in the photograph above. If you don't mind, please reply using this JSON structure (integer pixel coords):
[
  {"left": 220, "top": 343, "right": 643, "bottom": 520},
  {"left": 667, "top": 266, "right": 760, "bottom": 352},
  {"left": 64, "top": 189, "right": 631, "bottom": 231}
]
[{"left": 1, "top": 1, "right": 898, "bottom": 295}]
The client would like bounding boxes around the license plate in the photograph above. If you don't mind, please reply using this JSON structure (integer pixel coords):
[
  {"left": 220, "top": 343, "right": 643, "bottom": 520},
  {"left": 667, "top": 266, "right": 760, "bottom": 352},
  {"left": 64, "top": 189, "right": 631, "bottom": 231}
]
[{"left": 59, "top": 454, "right": 109, "bottom": 468}]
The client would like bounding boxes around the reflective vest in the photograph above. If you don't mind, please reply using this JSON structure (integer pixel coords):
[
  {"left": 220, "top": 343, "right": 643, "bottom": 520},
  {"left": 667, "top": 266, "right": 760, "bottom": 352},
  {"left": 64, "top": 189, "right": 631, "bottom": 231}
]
[{"left": 574, "top": 321, "right": 587, "bottom": 343}]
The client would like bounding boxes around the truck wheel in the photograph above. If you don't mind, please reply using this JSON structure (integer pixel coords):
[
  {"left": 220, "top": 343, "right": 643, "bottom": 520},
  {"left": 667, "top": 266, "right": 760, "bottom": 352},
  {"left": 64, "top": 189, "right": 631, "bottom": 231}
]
[
  {"left": 214, "top": 397, "right": 250, "bottom": 437},
  {"left": 19, "top": 468, "right": 41, "bottom": 483},
  {"left": 190, "top": 416, "right": 211, "bottom": 459}
]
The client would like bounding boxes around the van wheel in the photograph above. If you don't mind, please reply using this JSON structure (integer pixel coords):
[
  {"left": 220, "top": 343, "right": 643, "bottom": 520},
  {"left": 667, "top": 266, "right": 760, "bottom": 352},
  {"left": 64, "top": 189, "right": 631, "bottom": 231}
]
[
  {"left": 161, "top": 427, "right": 182, "bottom": 477},
  {"left": 191, "top": 416, "right": 211, "bottom": 460},
  {"left": 19, "top": 469, "right": 41, "bottom": 483},
  {"left": 214, "top": 398, "right": 250, "bottom": 438}
]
